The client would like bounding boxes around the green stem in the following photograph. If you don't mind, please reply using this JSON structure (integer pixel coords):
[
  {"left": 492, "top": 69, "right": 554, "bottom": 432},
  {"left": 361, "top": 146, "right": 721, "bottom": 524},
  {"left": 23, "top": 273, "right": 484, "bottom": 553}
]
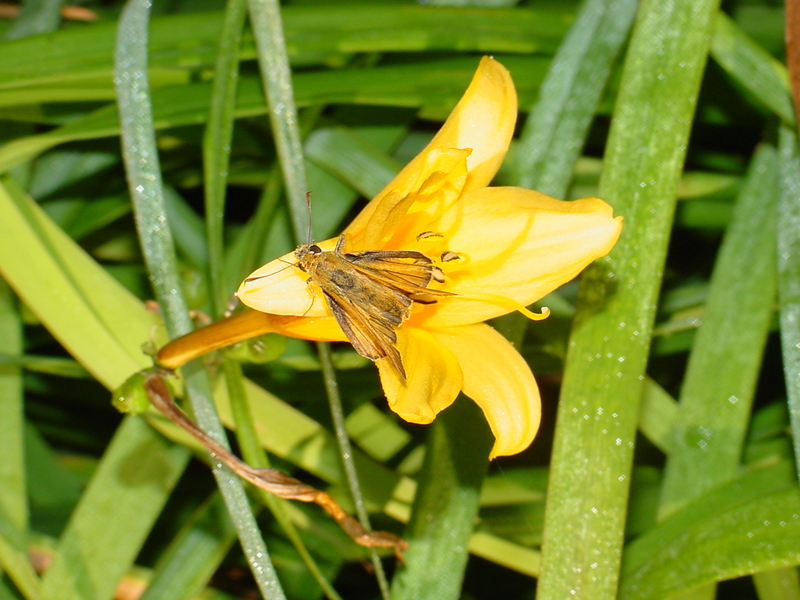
[
  {"left": 390, "top": 398, "right": 492, "bottom": 600},
  {"left": 115, "top": 1, "right": 285, "bottom": 598},
  {"left": 204, "top": 0, "right": 248, "bottom": 316},
  {"left": 317, "top": 342, "right": 390, "bottom": 600},
  {"left": 222, "top": 357, "right": 344, "bottom": 600},
  {"left": 247, "top": 0, "right": 309, "bottom": 243}
]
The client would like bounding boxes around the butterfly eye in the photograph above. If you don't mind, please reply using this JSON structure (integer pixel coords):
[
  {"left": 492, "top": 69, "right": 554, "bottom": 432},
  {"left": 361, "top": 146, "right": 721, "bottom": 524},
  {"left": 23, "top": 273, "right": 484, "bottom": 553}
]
[{"left": 309, "top": 245, "right": 322, "bottom": 254}]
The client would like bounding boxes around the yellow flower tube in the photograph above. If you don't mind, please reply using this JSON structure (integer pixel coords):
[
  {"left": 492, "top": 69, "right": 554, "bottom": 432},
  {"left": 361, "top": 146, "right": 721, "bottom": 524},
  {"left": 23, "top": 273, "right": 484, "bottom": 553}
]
[{"left": 160, "top": 57, "right": 623, "bottom": 458}]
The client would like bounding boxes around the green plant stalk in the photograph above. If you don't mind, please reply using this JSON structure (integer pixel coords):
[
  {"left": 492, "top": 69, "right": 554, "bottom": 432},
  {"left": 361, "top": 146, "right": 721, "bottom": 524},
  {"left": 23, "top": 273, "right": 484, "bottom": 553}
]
[
  {"left": 199, "top": 4, "right": 333, "bottom": 585},
  {"left": 222, "top": 356, "right": 344, "bottom": 600},
  {"left": 204, "top": 0, "right": 248, "bottom": 317},
  {"left": 244, "top": 2, "right": 389, "bottom": 590},
  {"left": 115, "top": 1, "right": 285, "bottom": 598},
  {"left": 778, "top": 126, "right": 800, "bottom": 479},
  {"left": 247, "top": 0, "right": 309, "bottom": 243},
  {"left": 390, "top": 398, "right": 492, "bottom": 600},
  {"left": 536, "top": 0, "right": 721, "bottom": 597},
  {"left": 317, "top": 342, "right": 390, "bottom": 599}
]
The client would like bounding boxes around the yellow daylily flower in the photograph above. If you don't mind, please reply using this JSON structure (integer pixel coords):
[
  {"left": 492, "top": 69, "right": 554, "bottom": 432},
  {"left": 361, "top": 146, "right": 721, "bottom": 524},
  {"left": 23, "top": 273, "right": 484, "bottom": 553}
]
[{"left": 158, "top": 57, "right": 622, "bottom": 458}]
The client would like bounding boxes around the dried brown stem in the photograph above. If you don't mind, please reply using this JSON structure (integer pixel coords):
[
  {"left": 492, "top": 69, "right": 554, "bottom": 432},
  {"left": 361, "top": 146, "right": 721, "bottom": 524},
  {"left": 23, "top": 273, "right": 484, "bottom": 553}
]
[
  {"left": 787, "top": 0, "right": 800, "bottom": 128},
  {"left": 143, "top": 373, "right": 408, "bottom": 559}
]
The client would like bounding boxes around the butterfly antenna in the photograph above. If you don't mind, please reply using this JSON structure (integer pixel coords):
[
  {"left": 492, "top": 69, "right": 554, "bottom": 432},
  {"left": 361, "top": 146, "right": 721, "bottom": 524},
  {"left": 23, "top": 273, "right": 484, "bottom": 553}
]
[
  {"left": 243, "top": 259, "right": 296, "bottom": 283},
  {"left": 305, "top": 191, "right": 313, "bottom": 244}
]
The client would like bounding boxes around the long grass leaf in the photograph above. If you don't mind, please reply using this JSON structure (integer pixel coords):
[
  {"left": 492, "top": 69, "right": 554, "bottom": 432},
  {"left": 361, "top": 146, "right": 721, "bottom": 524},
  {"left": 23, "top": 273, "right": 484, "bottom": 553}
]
[
  {"left": 0, "top": 6, "right": 568, "bottom": 99},
  {"left": 390, "top": 400, "right": 492, "bottom": 600},
  {"left": 514, "top": 0, "right": 637, "bottom": 198},
  {"left": 0, "top": 178, "right": 152, "bottom": 386},
  {"left": 40, "top": 417, "right": 188, "bottom": 600},
  {"left": 619, "top": 461, "right": 800, "bottom": 599},
  {"left": 638, "top": 379, "right": 679, "bottom": 454},
  {"left": 138, "top": 492, "right": 237, "bottom": 600},
  {"left": 500, "top": 0, "right": 637, "bottom": 373},
  {"left": 753, "top": 568, "right": 800, "bottom": 600},
  {"left": 0, "top": 282, "right": 26, "bottom": 530},
  {"left": 537, "top": 0, "right": 721, "bottom": 597},
  {"left": 652, "top": 144, "right": 777, "bottom": 600},
  {"left": 711, "top": 11, "right": 794, "bottom": 125},
  {"left": 0, "top": 57, "right": 548, "bottom": 173},
  {"left": 658, "top": 144, "right": 777, "bottom": 516},
  {"left": 778, "top": 127, "right": 800, "bottom": 479},
  {"left": 304, "top": 127, "right": 402, "bottom": 199},
  {"left": 0, "top": 184, "right": 184, "bottom": 595}
]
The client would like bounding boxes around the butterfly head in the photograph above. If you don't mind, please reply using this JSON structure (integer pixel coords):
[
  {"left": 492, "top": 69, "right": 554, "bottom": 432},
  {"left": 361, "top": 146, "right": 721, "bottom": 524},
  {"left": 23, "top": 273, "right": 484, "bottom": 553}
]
[{"left": 294, "top": 243, "right": 325, "bottom": 272}]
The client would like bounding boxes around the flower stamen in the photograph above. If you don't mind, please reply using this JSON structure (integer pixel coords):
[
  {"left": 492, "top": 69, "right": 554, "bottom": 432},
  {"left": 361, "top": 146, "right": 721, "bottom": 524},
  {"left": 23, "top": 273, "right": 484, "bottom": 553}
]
[
  {"left": 446, "top": 291, "right": 550, "bottom": 322},
  {"left": 440, "top": 251, "right": 460, "bottom": 262},
  {"left": 431, "top": 265, "right": 446, "bottom": 283}
]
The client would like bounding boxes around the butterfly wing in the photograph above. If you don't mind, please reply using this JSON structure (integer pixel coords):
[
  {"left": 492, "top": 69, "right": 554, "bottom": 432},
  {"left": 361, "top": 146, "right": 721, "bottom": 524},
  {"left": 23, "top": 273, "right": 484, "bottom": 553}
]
[
  {"left": 346, "top": 251, "right": 454, "bottom": 297},
  {"left": 308, "top": 251, "right": 413, "bottom": 378},
  {"left": 300, "top": 241, "right": 454, "bottom": 379},
  {"left": 324, "top": 289, "right": 408, "bottom": 378}
]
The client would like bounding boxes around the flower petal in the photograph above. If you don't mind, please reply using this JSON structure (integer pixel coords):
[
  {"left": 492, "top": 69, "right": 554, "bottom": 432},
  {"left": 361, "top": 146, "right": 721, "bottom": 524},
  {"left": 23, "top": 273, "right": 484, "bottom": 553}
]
[
  {"left": 432, "top": 323, "right": 540, "bottom": 458},
  {"left": 416, "top": 189, "right": 623, "bottom": 327},
  {"left": 277, "top": 314, "right": 348, "bottom": 342},
  {"left": 345, "top": 57, "right": 517, "bottom": 245},
  {"left": 236, "top": 238, "right": 339, "bottom": 317},
  {"left": 353, "top": 148, "right": 471, "bottom": 250},
  {"left": 156, "top": 309, "right": 346, "bottom": 370},
  {"left": 377, "top": 326, "right": 463, "bottom": 424}
]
